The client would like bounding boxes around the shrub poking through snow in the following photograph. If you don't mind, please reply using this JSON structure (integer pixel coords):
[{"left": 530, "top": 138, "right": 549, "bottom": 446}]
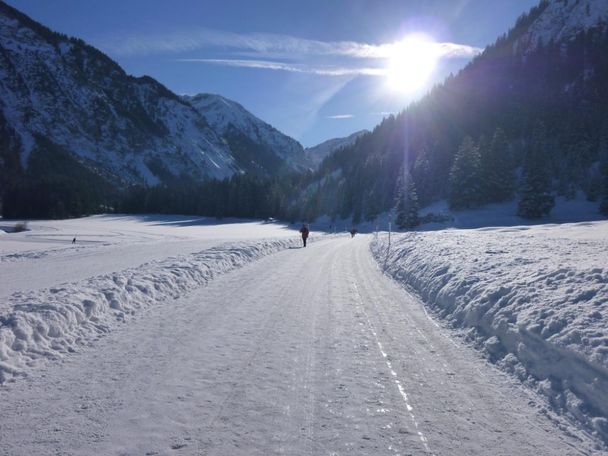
[{"left": 12, "top": 221, "right": 28, "bottom": 233}]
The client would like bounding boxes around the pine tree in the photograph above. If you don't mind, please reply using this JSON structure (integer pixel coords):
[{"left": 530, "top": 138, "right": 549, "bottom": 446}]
[
  {"left": 517, "top": 122, "right": 555, "bottom": 218},
  {"left": 600, "top": 169, "right": 608, "bottom": 216},
  {"left": 394, "top": 169, "right": 419, "bottom": 229},
  {"left": 480, "top": 128, "right": 514, "bottom": 202},
  {"left": 412, "top": 147, "right": 433, "bottom": 206},
  {"left": 599, "top": 129, "right": 608, "bottom": 216},
  {"left": 363, "top": 189, "right": 380, "bottom": 222},
  {"left": 448, "top": 136, "right": 482, "bottom": 209}
]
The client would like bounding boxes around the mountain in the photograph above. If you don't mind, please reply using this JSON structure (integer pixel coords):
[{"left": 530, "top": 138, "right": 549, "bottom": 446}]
[
  {"left": 185, "top": 94, "right": 310, "bottom": 175},
  {"left": 516, "top": 0, "right": 608, "bottom": 52},
  {"left": 0, "top": 1, "right": 308, "bottom": 217},
  {"left": 304, "top": 130, "right": 368, "bottom": 168},
  {"left": 0, "top": 2, "right": 244, "bottom": 188},
  {"left": 289, "top": 0, "right": 608, "bottom": 223}
]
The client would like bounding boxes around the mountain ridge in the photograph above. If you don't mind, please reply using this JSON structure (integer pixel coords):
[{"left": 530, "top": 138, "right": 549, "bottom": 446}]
[
  {"left": 516, "top": 0, "right": 608, "bottom": 53},
  {"left": 184, "top": 93, "right": 310, "bottom": 175},
  {"left": 0, "top": 1, "right": 237, "bottom": 186},
  {"left": 0, "top": 0, "right": 310, "bottom": 193},
  {"left": 304, "top": 130, "right": 369, "bottom": 168}
]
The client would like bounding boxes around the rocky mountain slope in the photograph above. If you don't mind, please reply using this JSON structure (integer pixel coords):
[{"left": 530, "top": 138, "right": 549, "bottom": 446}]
[
  {"left": 0, "top": 1, "right": 309, "bottom": 194},
  {"left": 304, "top": 130, "right": 368, "bottom": 168},
  {"left": 185, "top": 93, "right": 309, "bottom": 175},
  {"left": 0, "top": 2, "right": 241, "bottom": 186},
  {"left": 517, "top": 0, "right": 608, "bottom": 52}
]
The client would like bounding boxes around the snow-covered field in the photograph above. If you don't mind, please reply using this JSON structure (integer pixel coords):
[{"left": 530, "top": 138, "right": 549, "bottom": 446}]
[
  {"left": 0, "top": 215, "right": 304, "bottom": 382},
  {"left": 372, "top": 220, "right": 608, "bottom": 442},
  {"left": 0, "top": 214, "right": 297, "bottom": 299}
]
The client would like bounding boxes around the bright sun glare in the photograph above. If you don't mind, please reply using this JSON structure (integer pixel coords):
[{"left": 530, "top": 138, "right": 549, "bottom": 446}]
[{"left": 385, "top": 34, "right": 438, "bottom": 94}]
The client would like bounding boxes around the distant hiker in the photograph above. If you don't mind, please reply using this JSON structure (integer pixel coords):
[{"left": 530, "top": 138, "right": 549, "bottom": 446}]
[
  {"left": 72, "top": 237, "right": 76, "bottom": 244},
  {"left": 299, "top": 224, "right": 310, "bottom": 247},
  {"left": 349, "top": 228, "right": 357, "bottom": 238}
]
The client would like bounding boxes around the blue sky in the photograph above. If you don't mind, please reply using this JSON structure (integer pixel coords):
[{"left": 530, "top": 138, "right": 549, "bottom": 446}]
[{"left": 8, "top": 0, "right": 539, "bottom": 146}]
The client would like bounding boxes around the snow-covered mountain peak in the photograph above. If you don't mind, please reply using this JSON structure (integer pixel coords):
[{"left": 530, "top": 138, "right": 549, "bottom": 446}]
[
  {"left": 305, "top": 130, "right": 369, "bottom": 167},
  {"left": 184, "top": 93, "right": 310, "bottom": 172},
  {"left": 0, "top": 2, "right": 242, "bottom": 185},
  {"left": 185, "top": 94, "right": 256, "bottom": 132},
  {"left": 0, "top": 1, "right": 312, "bottom": 188},
  {"left": 519, "top": 0, "right": 608, "bottom": 51}
]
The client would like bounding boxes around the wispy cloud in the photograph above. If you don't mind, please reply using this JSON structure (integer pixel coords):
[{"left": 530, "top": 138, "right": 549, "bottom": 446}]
[
  {"left": 103, "top": 27, "right": 482, "bottom": 87},
  {"left": 326, "top": 114, "right": 355, "bottom": 119},
  {"left": 370, "top": 111, "right": 396, "bottom": 116},
  {"left": 177, "top": 58, "right": 386, "bottom": 76},
  {"left": 102, "top": 27, "right": 481, "bottom": 61}
]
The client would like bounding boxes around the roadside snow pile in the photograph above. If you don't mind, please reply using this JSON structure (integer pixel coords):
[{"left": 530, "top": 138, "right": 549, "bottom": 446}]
[
  {"left": 0, "top": 238, "right": 298, "bottom": 383},
  {"left": 371, "top": 221, "right": 608, "bottom": 440}
]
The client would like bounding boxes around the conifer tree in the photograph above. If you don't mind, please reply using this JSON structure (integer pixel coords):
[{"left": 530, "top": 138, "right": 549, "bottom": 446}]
[
  {"left": 600, "top": 169, "right": 608, "bottom": 216},
  {"left": 448, "top": 136, "right": 482, "bottom": 209},
  {"left": 518, "top": 122, "right": 555, "bottom": 218},
  {"left": 363, "top": 189, "right": 380, "bottom": 222},
  {"left": 412, "top": 147, "right": 433, "bottom": 206},
  {"left": 599, "top": 129, "right": 608, "bottom": 216},
  {"left": 481, "top": 128, "right": 514, "bottom": 202},
  {"left": 394, "top": 169, "right": 419, "bottom": 229}
]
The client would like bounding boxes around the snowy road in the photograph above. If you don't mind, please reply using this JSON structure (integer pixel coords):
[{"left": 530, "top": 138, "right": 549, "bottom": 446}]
[{"left": 0, "top": 236, "right": 599, "bottom": 455}]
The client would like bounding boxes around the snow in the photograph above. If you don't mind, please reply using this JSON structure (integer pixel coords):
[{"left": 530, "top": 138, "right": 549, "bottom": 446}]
[
  {"left": 371, "top": 219, "right": 608, "bottom": 442},
  {"left": 304, "top": 129, "right": 368, "bottom": 167},
  {"left": 518, "top": 0, "right": 608, "bottom": 52},
  {"left": 0, "top": 235, "right": 599, "bottom": 454},
  {"left": 414, "top": 193, "right": 604, "bottom": 230},
  {"left": 184, "top": 93, "right": 310, "bottom": 170},
  {"left": 0, "top": 215, "right": 307, "bottom": 383},
  {"left": 0, "top": 215, "right": 297, "bottom": 296},
  {"left": 0, "top": 9, "right": 238, "bottom": 183}
]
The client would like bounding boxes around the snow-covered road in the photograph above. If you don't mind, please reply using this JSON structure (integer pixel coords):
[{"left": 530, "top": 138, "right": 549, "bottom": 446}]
[{"left": 0, "top": 236, "right": 599, "bottom": 455}]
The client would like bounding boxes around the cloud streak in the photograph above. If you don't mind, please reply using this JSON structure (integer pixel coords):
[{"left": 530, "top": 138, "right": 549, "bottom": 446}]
[
  {"left": 103, "top": 27, "right": 481, "bottom": 61},
  {"left": 177, "top": 58, "right": 386, "bottom": 76},
  {"left": 370, "top": 111, "right": 396, "bottom": 117},
  {"left": 326, "top": 114, "right": 355, "bottom": 119}
]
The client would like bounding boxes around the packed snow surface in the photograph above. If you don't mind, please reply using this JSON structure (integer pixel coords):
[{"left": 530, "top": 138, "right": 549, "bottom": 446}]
[
  {"left": 0, "top": 235, "right": 599, "bottom": 455},
  {"left": 372, "top": 220, "right": 608, "bottom": 442},
  {"left": 0, "top": 215, "right": 304, "bottom": 382}
]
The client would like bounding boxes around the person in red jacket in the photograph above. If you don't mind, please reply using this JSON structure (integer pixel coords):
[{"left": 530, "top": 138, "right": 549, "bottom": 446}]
[{"left": 299, "top": 224, "right": 310, "bottom": 247}]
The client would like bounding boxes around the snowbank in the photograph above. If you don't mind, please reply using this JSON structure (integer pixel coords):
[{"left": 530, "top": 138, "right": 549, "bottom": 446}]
[
  {"left": 371, "top": 221, "right": 608, "bottom": 440},
  {"left": 0, "top": 238, "right": 298, "bottom": 383}
]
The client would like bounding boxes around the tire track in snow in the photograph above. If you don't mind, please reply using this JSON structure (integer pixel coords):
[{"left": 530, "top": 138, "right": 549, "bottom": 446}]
[{"left": 351, "top": 280, "right": 434, "bottom": 455}]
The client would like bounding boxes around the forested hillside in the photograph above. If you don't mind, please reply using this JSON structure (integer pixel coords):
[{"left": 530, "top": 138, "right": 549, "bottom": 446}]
[{"left": 289, "top": 0, "right": 608, "bottom": 224}]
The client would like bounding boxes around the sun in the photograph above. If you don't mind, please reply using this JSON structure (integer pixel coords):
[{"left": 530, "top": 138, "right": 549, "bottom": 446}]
[{"left": 385, "top": 34, "right": 438, "bottom": 94}]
